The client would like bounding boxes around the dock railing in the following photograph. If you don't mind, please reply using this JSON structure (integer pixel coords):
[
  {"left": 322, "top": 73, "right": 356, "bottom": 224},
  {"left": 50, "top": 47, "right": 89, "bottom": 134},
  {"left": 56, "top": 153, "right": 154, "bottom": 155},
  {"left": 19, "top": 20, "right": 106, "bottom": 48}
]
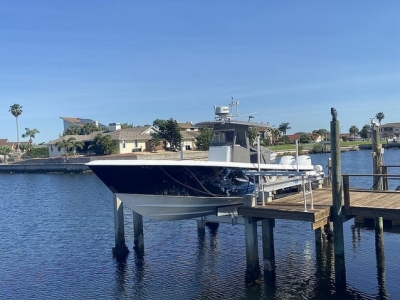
[
  {"left": 343, "top": 170, "right": 400, "bottom": 214},
  {"left": 244, "top": 171, "right": 315, "bottom": 211}
]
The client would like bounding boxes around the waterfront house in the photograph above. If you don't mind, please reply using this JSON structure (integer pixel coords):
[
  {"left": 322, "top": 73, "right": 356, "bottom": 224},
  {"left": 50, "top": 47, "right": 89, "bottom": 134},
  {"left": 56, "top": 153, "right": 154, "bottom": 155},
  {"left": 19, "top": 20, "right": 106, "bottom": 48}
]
[
  {"left": 177, "top": 122, "right": 199, "bottom": 132},
  {"left": 380, "top": 122, "right": 400, "bottom": 139},
  {"left": 47, "top": 123, "right": 199, "bottom": 157}
]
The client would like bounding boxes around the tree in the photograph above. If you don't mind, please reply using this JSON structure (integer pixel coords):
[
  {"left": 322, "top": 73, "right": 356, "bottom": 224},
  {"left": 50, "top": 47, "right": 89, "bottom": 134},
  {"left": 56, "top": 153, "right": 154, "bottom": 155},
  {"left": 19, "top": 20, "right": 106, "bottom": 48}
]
[
  {"left": 298, "top": 132, "right": 312, "bottom": 143},
  {"left": 0, "top": 145, "right": 12, "bottom": 163},
  {"left": 63, "top": 125, "right": 81, "bottom": 136},
  {"left": 9, "top": 104, "right": 23, "bottom": 153},
  {"left": 153, "top": 119, "right": 167, "bottom": 131},
  {"left": 248, "top": 127, "right": 258, "bottom": 146},
  {"left": 278, "top": 123, "right": 291, "bottom": 136},
  {"left": 121, "top": 123, "right": 134, "bottom": 129},
  {"left": 150, "top": 133, "right": 161, "bottom": 153},
  {"left": 89, "top": 134, "right": 116, "bottom": 155},
  {"left": 270, "top": 128, "right": 281, "bottom": 145},
  {"left": 81, "top": 122, "right": 102, "bottom": 135},
  {"left": 68, "top": 138, "right": 85, "bottom": 156},
  {"left": 195, "top": 128, "right": 213, "bottom": 150},
  {"left": 154, "top": 118, "right": 182, "bottom": 150},
  {"left": 312, "top": 129, "right": 329, "bottom": 141},
  {"left": 55, "top": 138, "right": 72, "bottom": 156},
  {"left": 375, "top": 112, "right": 385, "bottom": 125},
  {"left": 22, "top": 128, "right": 40, "bottom": 154},
  {"left": 360, "top": 124, "right": 371, "bottom": 139},
  {"left": 279, "top": 135, "right": 290, "bottom": 145},
  {"left": 349, "top": 125, "right": 359, "bottom": 139}
]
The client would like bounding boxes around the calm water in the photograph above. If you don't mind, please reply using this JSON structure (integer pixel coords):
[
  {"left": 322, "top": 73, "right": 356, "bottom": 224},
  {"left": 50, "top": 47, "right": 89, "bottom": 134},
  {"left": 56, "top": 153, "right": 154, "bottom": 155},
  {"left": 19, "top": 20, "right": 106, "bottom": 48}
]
[{"left": 1, "top": 150, "right": 400, "bottom": 299}]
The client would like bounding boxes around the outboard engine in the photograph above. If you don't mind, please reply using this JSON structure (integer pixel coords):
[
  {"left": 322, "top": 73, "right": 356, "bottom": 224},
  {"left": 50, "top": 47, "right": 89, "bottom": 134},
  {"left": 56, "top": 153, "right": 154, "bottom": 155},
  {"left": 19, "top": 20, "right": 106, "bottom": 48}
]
[{"left": 279, "top": 155, "right": 295, "bottom": 165}]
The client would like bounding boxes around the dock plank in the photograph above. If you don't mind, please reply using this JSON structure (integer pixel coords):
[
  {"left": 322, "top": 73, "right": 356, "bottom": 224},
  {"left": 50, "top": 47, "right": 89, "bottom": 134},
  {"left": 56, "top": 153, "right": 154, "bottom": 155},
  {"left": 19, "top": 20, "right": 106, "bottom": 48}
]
[{"left": 237, "top": 187, "right": 400, "bottom": 226}]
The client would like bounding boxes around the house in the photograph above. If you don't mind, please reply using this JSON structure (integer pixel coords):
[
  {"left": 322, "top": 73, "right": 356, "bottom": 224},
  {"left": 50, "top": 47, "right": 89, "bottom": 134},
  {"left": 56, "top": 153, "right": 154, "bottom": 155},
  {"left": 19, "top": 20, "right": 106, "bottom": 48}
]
[
  {"left": 60, "top": 117, "right": 107, "bottom": 131},
  {"left": 380, "top": 123, "right": 400, "bottom": 139},
  {"left": 0, "top": 139, "right": 29, "bottom": 151},
  {"left": 177, "top": 122, "right": 199, "bottom": 132},
  {"left": 47, "top": 124, "right": 159, "bottom": 157},
  {"left": 47, "top": 123, "right": 200, "bottom": 157},
  {"left": 0, "top": 139, "right": 15, "bottom": 149}
]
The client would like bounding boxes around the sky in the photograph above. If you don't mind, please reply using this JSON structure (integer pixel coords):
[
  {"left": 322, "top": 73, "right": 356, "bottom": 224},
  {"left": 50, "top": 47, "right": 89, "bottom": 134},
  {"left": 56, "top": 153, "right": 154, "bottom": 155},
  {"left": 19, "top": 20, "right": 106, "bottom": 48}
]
[{"left": 1, "top": 1, "right": 400, "bottom": 144}]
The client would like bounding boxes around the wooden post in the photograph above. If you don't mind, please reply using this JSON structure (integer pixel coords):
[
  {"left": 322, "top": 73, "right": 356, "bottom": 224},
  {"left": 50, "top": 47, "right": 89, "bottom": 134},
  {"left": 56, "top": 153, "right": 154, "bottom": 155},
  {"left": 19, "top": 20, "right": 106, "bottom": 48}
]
[
  {"left": 315, "top": 227, "right": 322, "bottom": 254},
  {"left": 372, "top": 122, "right": 385, "bottom": 288},
  {"left": 133, "top": 211, "right": 144, "bottom": 255},
  {"left": 262, "top": 218, "right": 275, "bottom": 272},
  {"left": 372, "top": 123, "right": 383, "bottom": 190},
  {"left": 382, "top": 166, "right": 388, "bottom": 191},
  {"left": 244, "top": 194, "right": 260, "bottom": 281},
  {"left": 112, "top": 195, "right": 129, "bottom": 257},
  {"left": 343, "top": 175, "right": 350, "bottom": 214},
  {"left": 330, "top": 108, "right": 346, "bottom": 292}
]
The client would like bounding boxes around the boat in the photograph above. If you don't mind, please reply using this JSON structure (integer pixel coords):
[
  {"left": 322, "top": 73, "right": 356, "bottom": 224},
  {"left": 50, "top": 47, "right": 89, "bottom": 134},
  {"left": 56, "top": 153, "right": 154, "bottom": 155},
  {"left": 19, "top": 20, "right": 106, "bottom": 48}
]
[{"left": 87, "top": 104, "right": 324, "bottom": 221}]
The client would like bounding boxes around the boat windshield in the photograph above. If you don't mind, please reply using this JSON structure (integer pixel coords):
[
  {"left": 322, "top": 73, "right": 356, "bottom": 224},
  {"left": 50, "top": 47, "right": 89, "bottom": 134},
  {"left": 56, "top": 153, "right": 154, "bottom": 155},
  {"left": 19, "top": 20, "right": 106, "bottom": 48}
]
[
  {"left": 211, "top": 129, "right": 247, "bottom": 148},
  {"left": 211, "top": 130, "right": 234, "bottom": 145}
]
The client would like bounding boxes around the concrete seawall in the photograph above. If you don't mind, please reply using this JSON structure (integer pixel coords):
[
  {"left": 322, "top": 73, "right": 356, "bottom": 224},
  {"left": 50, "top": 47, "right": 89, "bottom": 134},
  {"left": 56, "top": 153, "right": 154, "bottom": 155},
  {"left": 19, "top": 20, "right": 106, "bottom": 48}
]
[
  {"left": 0, "top": 151, "right": 209, "bottom": 174},
  {"left": 0, "top": 163, "right": 90, "bottom": 174}
]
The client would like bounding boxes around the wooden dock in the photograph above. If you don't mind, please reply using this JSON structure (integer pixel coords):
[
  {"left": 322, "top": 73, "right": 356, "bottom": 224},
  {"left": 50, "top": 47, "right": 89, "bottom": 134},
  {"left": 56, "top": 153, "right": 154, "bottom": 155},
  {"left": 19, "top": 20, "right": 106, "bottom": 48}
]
[{"left": 239, "top": 187, "right": 400, "bottom": 227}]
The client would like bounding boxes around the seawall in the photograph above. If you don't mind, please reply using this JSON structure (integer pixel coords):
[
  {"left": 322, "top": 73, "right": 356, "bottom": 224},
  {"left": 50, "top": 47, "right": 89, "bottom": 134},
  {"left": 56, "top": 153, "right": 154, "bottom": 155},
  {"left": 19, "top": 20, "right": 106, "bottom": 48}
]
[{"left": 0, "top": 151, "right": 209, "bottom": 174}]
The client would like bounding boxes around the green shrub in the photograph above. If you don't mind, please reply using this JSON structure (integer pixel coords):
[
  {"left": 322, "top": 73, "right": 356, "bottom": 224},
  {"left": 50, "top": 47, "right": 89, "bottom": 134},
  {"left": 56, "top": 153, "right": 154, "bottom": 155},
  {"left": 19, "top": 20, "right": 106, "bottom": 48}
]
[
  {"left": 29, "top": 147, "right": 49, "bottom": 158},
  {"left": 311, "top": 143, "right": 323, "bottom": 153}
]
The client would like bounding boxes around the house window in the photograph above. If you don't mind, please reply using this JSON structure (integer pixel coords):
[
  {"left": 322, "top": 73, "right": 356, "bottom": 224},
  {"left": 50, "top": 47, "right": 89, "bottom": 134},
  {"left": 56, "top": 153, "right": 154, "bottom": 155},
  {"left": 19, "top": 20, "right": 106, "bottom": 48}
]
[
  {"left": 135, "top": 140, "right": 138, "bottom": 147},
  {"left": 51, "top": 145, "right": 53, "bottom": 152},
  {"left": 122, "top": 140, "right": 126, "bottom": 148}
]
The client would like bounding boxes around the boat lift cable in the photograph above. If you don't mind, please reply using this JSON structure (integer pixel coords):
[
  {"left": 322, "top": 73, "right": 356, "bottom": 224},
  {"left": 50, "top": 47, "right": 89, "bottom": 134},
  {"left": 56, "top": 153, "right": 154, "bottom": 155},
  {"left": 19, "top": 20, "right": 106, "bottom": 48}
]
[{"left": 158, "top": 166, "right": 220, "bottom": 197}]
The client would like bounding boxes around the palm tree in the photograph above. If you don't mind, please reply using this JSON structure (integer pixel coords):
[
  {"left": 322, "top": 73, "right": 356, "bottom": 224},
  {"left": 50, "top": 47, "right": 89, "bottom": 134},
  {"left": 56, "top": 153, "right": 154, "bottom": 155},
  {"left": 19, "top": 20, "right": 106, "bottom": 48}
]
[
  {"left": 349, "top": 125, "right": 359, "bottom": 140},
  {"left": 278, "top": 123, "right": 291, "bottom": 136},
  {"left": 9, "top": 104, "right": 23, "bottom": 153},
  {"left": 68, "top": 138, "right": 85, "bottom": 156},
  {"left": 22, "top": 128, "right": 40, "bottom": 154},
  {"left": 270, "top": 128, "right": 281, "bottom": 145},
  {"left": 55, "top": 138, "right": 72, "bottom": 157},
  {"left": 248, "top": 127, "right": 258, "bottom": 145},
  {"left": 0, "top": 145, "right": 12, "bottom": 163},
  {"left": 375, "top": 112, "right": 385, "bottom": 125}
]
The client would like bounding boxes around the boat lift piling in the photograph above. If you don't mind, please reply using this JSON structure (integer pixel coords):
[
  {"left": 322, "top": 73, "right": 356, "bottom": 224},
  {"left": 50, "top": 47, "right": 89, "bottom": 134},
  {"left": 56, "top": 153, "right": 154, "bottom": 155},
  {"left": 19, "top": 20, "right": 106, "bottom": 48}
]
[
  {"left": 243, "top": 194, "right": 261, "bottom": 281},
  {"left": 133, "top": 211, "right": 144, "bottom": 255},
  {"left": 330, "top": 108, "right": 346, "bottom": 293},
  {"left": 112, "top": 195, "right": 129, "bottom": 258}
]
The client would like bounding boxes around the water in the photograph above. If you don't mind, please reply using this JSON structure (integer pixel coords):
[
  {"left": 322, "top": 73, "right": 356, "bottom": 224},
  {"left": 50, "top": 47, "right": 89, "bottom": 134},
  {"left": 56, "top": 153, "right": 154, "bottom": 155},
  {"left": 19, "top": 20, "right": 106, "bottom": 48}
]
[{"left": 1, "top": 150, "right": 400, "bottom": 299}]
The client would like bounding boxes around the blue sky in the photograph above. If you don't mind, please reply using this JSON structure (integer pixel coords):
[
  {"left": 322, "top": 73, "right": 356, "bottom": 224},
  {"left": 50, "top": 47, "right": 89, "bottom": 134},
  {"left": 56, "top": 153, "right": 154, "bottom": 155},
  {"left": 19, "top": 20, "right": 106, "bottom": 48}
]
[{"left": 1, "top": 1, "right": 400, "bottom": 143}]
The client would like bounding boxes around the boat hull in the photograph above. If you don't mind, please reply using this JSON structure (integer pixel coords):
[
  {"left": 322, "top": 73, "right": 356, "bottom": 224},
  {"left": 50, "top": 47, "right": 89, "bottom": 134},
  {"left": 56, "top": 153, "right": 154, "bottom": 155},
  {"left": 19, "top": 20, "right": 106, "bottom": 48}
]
[
  {"left": 115, "top": 193, "right": 243, "bottom": 221},
  {"left": 87, "top": 159, "right": 319, "bottom": 221}
]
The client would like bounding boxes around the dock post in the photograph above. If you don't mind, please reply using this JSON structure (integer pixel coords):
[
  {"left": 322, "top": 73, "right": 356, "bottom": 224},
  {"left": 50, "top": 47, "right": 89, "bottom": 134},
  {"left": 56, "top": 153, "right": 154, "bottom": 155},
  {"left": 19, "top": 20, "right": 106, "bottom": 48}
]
[
  {"left": 133, "top": 211, "right": 144, "bottom": 255},
  {"left": 371, "top": 121, "right": 386, "bottom": 293},
  {"left": 244, "top": 194, "right": 260, "bottom": 281},
  {"left": 112, "top": 195, "right": 129, "bottom": 257},
  {"left": 262, "top": 218, "right": 275, "bottom": 273},
  {"left": 330, "top": 108, "right": 346, "bottom": 292},
  {"left": 197, "top": 219, "right": 206, "bottom": 231}
]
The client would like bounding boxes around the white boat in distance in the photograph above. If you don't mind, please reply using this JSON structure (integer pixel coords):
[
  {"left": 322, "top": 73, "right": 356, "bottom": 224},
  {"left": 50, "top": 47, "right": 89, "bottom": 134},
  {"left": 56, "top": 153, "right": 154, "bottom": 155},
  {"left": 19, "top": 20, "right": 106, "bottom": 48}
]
[{"left": 87, "top": 104, "right": 324, "bottom": 221}]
